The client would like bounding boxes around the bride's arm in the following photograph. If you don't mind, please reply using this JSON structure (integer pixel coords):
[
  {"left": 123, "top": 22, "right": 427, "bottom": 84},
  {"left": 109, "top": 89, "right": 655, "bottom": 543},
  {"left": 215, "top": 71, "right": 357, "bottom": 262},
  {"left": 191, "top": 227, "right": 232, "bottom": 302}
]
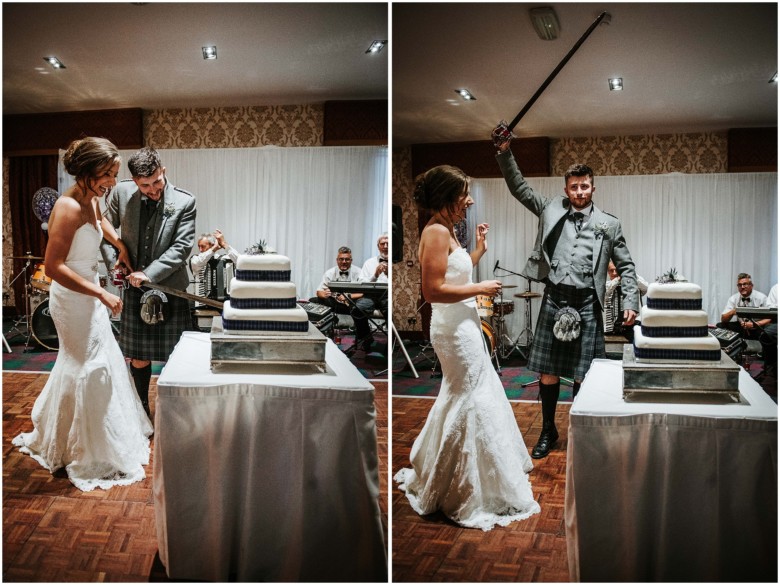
[{"left": 420, "top": 224, "right": 501, "bottom": 303}]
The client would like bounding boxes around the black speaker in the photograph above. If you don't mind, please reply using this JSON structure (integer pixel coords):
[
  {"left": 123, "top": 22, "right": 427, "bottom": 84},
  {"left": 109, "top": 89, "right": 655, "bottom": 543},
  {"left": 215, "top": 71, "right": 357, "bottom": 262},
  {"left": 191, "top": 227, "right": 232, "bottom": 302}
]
[{"left": 392, "top": 204, "right": 403, "bottom": 263}]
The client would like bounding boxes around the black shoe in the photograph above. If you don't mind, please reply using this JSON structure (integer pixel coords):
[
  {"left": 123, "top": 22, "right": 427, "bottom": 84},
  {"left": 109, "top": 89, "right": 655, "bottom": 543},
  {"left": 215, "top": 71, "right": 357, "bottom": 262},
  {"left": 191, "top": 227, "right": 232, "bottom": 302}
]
[
  {"left": 531, "top": 426, "right": 559, "bottom": 459},
  {"left": 361, "top": 336, "right": 374, "bottom": 352}
]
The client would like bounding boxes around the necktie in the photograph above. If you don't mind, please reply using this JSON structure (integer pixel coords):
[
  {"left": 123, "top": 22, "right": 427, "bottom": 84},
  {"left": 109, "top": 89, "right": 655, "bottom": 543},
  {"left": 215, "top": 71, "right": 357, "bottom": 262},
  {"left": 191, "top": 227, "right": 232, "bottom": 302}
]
[
  {"left": 145, "top": 199, "right": 158, "bottom": 213},
  {"left": 573, "top": 211, "right": 585, "bottom": 232}
]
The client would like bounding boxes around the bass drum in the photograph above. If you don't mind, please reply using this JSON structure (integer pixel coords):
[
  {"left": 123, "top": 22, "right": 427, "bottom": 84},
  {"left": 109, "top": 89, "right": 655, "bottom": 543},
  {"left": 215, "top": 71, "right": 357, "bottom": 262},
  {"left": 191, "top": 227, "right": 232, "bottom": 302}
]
[
  {"left": 31, "top": 298, "right": 59, "bottom": 351},
  {"left": 480, "top": 318, "right": 496, "bottom": 357}
]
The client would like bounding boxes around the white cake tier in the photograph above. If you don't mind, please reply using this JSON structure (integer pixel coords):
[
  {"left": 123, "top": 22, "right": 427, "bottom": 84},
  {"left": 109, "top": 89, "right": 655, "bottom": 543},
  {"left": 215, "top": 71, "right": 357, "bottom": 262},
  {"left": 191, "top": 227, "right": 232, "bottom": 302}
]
[
  {"left": 229, "top": 279, "right": 296, "bottom": 299},
  {"left": 646, "top": 282, "right": 702, "bottom": 300},
  {"left": 639, "top": 306, "right": 709, "bottom": 328},
  {"left": 223, "top": 301, "right": 308, "bottom": 322},
  {"left": 633, "top": 325, "right": 721, "bottom": 363},
  {"left": 235, "top": 253, "right": 291, "bottom": 271}
]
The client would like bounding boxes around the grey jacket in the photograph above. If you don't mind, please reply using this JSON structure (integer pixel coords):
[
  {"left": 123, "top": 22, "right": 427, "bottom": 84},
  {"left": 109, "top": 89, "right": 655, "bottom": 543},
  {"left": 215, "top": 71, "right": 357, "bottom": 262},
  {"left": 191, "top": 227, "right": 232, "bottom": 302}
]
[
  {"left": 497, "top": 150, "right": 638, "bottom": 312},
  {"left": 101, "top": 178, "right": 196, "bottom": 291}
]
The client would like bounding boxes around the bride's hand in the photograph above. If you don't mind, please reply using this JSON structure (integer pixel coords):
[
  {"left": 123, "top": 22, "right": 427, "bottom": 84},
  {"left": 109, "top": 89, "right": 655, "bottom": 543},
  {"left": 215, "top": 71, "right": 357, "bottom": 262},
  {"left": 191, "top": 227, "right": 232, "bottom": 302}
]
[
  {"left": 100, "top": 290, "right": 123, "bottom": 317},
  {"left": 475, "top": 223, "right": 489, "bottom": 251},
  {"left": 479, "top": 279, "right": 502, "bottom": 297}
]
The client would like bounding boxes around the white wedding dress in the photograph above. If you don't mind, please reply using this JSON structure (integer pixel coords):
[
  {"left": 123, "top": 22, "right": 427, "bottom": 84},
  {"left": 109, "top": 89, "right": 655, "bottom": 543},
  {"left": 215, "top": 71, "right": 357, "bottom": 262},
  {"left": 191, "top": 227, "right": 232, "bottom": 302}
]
[
  {"left": 13, "top": 222, "right": 153, "bottom": 491},
  {"left": 394, "top": 247, "right": 540, "bottom": 530}
]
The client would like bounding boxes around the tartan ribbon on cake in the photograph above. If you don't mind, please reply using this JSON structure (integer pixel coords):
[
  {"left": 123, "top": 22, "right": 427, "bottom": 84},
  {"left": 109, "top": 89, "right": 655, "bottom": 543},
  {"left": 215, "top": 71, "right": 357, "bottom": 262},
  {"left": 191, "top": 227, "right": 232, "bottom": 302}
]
[
  {"left": 633, "top": 346, "right": 721, "bottom": 361},
  {"left": 235, "top": 269, "right": 291, "bottom": 282},
  {"left": 230, "top": 298, "right": 297, "bottom": 310},
  {"left": 640, "top": 325, "right": 709, "bottom": 338},
  {"left": 221, "top": 318, "right": 308, "bottom": 332},
  {"left": 646, "top": 298, "right": 702, "bottom": 310}
]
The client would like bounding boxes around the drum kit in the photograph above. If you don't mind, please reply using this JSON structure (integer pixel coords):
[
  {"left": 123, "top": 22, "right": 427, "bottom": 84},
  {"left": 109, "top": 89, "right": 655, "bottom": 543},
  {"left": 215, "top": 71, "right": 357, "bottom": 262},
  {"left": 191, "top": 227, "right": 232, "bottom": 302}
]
[
  {"left": 5, "top": 253, "right": 59, "bottom": 351},
  {"left": 478, "top": 262, "right": 544, "bottom": 370}
]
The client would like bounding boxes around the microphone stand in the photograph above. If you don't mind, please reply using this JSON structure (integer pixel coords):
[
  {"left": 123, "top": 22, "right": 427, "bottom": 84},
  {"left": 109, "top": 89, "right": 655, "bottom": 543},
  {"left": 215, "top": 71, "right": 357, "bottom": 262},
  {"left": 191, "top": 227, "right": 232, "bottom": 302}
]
[{"left": 493, "top": 262, "right": 530, "bottom": 360}]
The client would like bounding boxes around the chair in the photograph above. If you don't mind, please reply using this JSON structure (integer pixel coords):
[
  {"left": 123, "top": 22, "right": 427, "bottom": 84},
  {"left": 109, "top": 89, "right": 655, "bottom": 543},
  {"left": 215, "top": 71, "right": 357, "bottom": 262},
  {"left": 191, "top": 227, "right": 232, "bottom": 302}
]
[{"left": 742, "top": 339, "right": 763, "bottom": 374}]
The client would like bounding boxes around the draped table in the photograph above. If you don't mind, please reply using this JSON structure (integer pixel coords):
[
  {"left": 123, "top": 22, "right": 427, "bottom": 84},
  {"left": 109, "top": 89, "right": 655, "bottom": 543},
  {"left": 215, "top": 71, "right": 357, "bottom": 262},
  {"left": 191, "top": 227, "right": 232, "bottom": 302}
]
[
  {"left": 565, "top": 359, "right": 777, "bottom": 582},
  {"left": 153, "top": 332, "right": 387, "bottom": 582}
]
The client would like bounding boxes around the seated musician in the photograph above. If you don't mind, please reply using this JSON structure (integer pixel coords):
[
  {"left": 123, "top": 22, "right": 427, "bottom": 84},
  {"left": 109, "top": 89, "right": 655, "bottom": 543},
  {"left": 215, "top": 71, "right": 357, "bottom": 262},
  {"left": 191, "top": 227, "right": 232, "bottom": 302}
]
[
  {"left": 355, "top": 233, "right": 389, "bottom": 352},
  {"left": 719, "top": 272, "right": 771, "bottom": 346},
  {"left": 603, "top": 261, "right": 648, "bottom": 341},
  {"left": 311, "top": 246, "right": 371, "bottom": 345},
  {"left": 189, "top": 230, "right": 239, "bottom": 308}
]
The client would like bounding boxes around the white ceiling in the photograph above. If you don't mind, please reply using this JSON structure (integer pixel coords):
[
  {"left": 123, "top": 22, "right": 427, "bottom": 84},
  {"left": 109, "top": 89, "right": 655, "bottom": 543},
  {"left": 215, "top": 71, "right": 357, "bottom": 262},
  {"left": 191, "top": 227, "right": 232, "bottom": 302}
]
[
  {"left": 2, "top": 2, "right": 388, "bottom": 114},
  {"left": 2, "top": 3, "right": 776, "bottom": 147},
  {"left": 393, "top": 2, "right": 778, "bottom": 145}
]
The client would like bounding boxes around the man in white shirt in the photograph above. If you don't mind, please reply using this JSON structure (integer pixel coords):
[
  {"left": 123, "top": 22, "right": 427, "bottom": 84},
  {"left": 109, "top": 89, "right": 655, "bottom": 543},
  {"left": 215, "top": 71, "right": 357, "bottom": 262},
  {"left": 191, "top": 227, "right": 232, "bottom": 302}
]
[
  {"left": 355, "top": 233, "right": 389, "bottom": 352},
  {"left": 312, "top": 246, "right": 370, "bottom": 341},
  {"left": 720, "top": 273, "right": 770, "bottom": 339}
]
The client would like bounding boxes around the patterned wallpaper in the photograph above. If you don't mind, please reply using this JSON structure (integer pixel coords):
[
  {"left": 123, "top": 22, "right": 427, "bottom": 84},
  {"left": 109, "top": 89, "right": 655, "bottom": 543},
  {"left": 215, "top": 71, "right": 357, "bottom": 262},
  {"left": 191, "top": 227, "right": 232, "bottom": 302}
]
[
  {"left": 144, "top": 105, "right": 324, "bottom": 148},
  {"left": 551, "top": 132, "right": 727, "bottom": 176},
  {"left": 392, "top": 131, "right": 730, "bottom": 332},
  {"left": 2, "top": 104, "right": 325, "bottom": 309}
]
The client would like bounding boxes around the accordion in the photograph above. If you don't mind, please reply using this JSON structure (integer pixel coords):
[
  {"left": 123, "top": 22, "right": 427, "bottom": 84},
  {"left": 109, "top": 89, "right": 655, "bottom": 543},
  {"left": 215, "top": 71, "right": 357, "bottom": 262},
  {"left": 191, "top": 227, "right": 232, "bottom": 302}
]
[{"left": 203, "top": 256, "right": 235, "bottom": 301}]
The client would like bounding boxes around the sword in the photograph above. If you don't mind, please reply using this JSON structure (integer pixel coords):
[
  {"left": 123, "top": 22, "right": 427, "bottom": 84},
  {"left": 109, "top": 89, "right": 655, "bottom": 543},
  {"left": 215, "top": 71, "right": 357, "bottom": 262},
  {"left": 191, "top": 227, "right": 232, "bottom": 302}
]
[
  {"left": 139, "top": 282, "right": 224, "bottom": 310},
  {"left": 493, "top": 11, "right": 610, "bottom": 143}
]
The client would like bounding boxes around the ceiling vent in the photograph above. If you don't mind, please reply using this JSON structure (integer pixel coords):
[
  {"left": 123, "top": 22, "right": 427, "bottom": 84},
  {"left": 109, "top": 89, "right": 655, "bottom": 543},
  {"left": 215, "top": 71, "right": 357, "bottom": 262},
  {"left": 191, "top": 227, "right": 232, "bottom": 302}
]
[{"left": 529, "top": 7, "right": 560, "bottom": 41}]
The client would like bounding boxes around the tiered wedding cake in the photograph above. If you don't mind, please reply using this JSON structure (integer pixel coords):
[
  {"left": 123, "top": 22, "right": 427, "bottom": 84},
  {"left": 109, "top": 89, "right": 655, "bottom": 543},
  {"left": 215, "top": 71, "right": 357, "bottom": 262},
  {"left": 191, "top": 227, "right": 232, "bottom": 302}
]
[{"left": 622, "top": 271, "right": 739, "bottom": 401}]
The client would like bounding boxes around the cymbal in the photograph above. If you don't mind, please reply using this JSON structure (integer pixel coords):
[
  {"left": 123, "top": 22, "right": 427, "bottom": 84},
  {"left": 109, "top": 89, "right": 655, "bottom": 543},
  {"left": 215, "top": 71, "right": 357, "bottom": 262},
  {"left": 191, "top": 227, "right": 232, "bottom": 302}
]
[
  {"left": 501, "top": 285, "right": 519, "bottom": 289},
  {"left": 13, "top": 255, "right": 43, "bottom": 260},
  {"left": 515, "top": 291, "right": 542, "bottom": 299}
]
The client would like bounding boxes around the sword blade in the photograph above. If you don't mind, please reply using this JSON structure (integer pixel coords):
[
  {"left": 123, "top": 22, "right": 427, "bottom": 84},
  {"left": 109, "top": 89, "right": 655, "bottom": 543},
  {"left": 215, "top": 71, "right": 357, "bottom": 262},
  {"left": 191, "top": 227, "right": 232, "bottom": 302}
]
[
  {"left": 140, "top": 282, "right": 224, "bottom": 310},
  {"left": 507, "top": 11, "right": 608, "bottom": 132}
]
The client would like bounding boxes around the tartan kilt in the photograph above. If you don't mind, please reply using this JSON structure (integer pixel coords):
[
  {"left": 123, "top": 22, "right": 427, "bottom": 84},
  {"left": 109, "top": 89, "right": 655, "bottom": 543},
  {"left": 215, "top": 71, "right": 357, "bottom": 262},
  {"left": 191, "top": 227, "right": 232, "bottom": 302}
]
[
  {"left": 118, "top": 285, "right": 192, "bottom": 361},
  {"left": 527, "top": 284, "right": 605, "bottom": 381}
]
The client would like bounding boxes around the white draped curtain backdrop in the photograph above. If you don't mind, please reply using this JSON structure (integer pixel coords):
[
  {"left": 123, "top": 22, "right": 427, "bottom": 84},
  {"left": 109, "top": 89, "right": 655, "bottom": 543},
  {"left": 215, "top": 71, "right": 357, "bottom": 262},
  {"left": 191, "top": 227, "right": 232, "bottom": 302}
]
[
  {"left": 59, "top": 146, "right": 389, "bottom": 300},
  {"left": 470, "top": 172, "right": 778, "bottom": 342}
]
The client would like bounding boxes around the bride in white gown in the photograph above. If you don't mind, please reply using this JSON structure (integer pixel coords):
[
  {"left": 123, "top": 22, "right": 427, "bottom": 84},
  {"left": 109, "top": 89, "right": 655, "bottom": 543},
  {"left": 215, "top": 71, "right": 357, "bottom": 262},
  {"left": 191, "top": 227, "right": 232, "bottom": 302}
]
[
  {"left": 13, "top": 137, "right": 153, "bottom": 492},
  {"left": 394, "top": 165, "right": 540, "bottom": 531}
]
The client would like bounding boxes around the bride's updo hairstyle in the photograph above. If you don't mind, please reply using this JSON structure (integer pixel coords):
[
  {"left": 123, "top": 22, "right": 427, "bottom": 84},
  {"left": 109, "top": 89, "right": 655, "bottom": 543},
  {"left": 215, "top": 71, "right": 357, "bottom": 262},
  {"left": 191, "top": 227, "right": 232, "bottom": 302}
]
[
  {"left": 63, "top": 137, "right": 121, "bottom": 183},
  {"left": 413, "top": 165, "right": 470, "bottom": 213}
]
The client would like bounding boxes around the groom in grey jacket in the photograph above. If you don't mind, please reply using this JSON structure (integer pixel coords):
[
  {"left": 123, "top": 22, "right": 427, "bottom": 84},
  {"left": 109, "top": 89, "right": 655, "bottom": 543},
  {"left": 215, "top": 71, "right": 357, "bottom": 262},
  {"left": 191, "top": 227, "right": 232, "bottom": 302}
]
[
  {"left": 494, "top": 131, "right": 639, "bottom": 458},
  {"left": 101, "top": 147, "right": 196, "bottom": 417}
]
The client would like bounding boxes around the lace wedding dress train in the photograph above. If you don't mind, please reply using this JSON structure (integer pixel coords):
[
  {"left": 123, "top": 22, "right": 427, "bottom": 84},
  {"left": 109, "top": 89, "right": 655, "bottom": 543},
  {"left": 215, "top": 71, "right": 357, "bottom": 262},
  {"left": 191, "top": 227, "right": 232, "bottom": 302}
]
[
  {"left": 13, "top": 223, "right": 153, "bottom": 491},
  {"left": 394, "top": 247, "right": 540, "bottom": 531}
]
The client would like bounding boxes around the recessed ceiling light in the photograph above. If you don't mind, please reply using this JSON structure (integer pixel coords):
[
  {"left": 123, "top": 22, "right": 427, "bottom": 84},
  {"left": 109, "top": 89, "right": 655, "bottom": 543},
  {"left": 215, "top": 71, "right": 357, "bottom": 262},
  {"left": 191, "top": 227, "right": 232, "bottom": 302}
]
[
  {"left": 455, "top": 89, "right": 476, "bottom": 101},
  {"left": 770, "top": 72, "right": 777, "bottom": 83},
  {"left": 365, "top": 40, "right": 387, "bottom": 54},
  {"left": 202, "top": 46, "right": 217, "bottom": 60},
  {"left": 43, "top": 56, "right": 66, "bottom": 69},
  {"left": 609, "top": 78, "right": 623, "bottom": 91},
  {"left": 529, "top": 7, "right": 560, "bottom": 41}
]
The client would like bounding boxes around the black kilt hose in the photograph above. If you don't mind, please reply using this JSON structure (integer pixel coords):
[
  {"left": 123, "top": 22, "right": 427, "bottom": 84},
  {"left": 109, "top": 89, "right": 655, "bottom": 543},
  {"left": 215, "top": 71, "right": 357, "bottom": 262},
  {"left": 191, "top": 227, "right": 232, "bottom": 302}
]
[
  {"left": 527, "top": 283, "right": 605, "bottom": 381},
  {"left": 119, "top": 285, "right": 192, "bottom": 362}
]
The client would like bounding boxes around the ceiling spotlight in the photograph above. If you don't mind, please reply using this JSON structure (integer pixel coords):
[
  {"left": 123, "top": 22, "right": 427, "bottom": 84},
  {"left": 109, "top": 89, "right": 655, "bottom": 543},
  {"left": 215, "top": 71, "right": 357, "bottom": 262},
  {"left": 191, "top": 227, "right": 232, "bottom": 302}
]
[
  {"left": 455, "top": 89, "right": 476, "bottom": 101},
  {"left": 43, "top": 56, "right": 66, "bottom": 69},
  {"left": 529, "top": 7, "right": 560, "bottom": 41},
  {"left": 365, "top": 40, "right": 387, "bottom": 54},
  {"left": 202, "top": 46, "right": 217, "bottom": 60},
  {"left": 609, "top": 78, "right": 623, "bottom": 91},
  {"left": 770, "top": 72, "right": 777, "bottom": 83}
]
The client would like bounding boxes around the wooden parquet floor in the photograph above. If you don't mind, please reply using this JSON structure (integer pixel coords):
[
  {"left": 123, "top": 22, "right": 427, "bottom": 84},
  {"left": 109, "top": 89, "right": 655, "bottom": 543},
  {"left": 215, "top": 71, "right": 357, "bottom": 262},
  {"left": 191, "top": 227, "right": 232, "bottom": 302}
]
[
  {"left": 391, "top": 396, "right": 572, "bottom": 583},
  {"left": 3, "top": 372, "right": 388, "bottom": 582}
]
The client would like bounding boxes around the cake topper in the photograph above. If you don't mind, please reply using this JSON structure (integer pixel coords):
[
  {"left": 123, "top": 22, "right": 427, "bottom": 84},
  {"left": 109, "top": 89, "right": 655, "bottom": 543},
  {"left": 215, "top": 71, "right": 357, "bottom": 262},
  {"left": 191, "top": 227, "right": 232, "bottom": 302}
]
[
  {"left": 656, "top": 268, "right": 688, "bottom": 283},
  {"left": 244, "top": 240, "right": 276, "bottom": 255}
]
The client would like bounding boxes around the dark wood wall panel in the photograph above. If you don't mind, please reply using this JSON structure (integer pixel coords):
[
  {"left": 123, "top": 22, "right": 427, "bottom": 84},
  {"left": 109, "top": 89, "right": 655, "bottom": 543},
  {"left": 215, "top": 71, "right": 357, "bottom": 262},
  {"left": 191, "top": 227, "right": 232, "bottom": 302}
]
[
  {"left": 727, "top": 127, "right": 777, "bottom": 172},
  {"left": 411, "top": 138, "right": 550, "bottom": 179},
  {"left": 3, "top": 108, "right": 144, "bottom": 156},
  {"left": 323, "top": 100, "right": 388, "bottom": 145}
]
